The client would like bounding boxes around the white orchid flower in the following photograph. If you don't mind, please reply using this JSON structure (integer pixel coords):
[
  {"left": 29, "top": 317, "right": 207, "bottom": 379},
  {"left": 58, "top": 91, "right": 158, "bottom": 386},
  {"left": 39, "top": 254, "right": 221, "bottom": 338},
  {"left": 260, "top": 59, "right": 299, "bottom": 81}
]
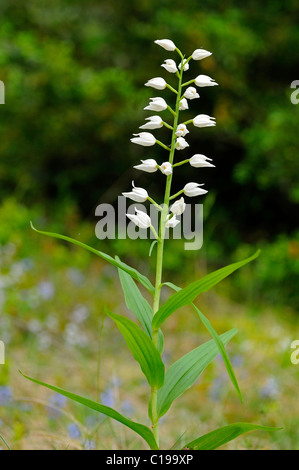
[
  {"left": 193, "top": 114, "right": 216, "bottom": 128},
  {"left": 140, "top": 116, "right": 163, "bottom": 130},
  {"left": 165, "top": 214, "right": 180, "bottom": 228},
  {"left": 178, "top": 59, "right": 189, "bottom": 71},
  {"left": 122, "top": 181, "right": 148, "bottom": 202},
  {"left": 175, "top": 123, "right": 189, "bottom": 137},
  {"left": 130, "top": 132, "right": 156, "bottom": 146},
  {"left": 192, "top": 49, "right": 212, "bottom": 61},
  {"left": 145, "top": 77, "right": 167, "bottom": 90},
  {"left": 144, "top": 97, "right": 168, "bottom": 112},
  {"left": 170, "top": 197, "right": 186, "bottom": 216},
  {"left": 195, "top": 74, "right": 218, "bottom": 87},
  {"left": 126, "top": 208, "right": 152, "bottom": 229},
  {"left": 160, "top": 162, "right": 172, "bottom": 176},
  {"left": 133, "top": 159, "right": 158, "bottom": 173},
  {"left": 189, "top": 154, "right": 215, "bottom": 168},
  {"left": 184, "top": 182, "right": 207, "bottom": 197},
  {"left": 184, "top": 86, "right": 200, "bottom": 100},
  {"left": 161, "top": 59, "right": 177, "bottom": 73},
  {"left": 176, "top": 137, "right": 189, "bottom": 150},
  {"left": 154, "top": 39, "right": 176, "bottom": 51},
  {"left": 179, "top": 98, "right": 189, "bottom": 110}
]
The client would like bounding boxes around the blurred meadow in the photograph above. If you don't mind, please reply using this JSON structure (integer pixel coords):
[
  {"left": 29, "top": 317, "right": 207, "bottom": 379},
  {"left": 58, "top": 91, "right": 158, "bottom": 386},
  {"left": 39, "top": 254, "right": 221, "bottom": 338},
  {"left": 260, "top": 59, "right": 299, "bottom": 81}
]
[{"left": 0, "top": 0, "right": 299, "bottom": 450}]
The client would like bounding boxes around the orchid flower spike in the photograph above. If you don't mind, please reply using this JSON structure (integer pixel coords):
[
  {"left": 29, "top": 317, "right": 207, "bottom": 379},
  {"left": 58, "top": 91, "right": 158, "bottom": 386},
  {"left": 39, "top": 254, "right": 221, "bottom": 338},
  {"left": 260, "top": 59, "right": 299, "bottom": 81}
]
[
  {"left": 175, "top": 124, "right": 189, "bottom": 137},
  {"left": 178, "top": 59, "right": 189, "bottom": 71},
  {"left": 189, "top": 154, "right": 215, "bottom": 168},
  {"left": 176, "top": 137, "right": 189, "bottom": 150},
  {"left": 192, "top": 49, "right": 212, "bottom": 61},
  {"left": 130, "top": 132, "right": 156, "bottom": 146},
  {"left": 166, "top": 214, "right": 180, "bottom": 228},
  {"left": 154, "top": 39, "right": 176, "bottom": 51},
  {"left": 193, "top": 114, "right": 216, "bottom": 128},
  {"left": 195, "top": 74, "right": 218, "bottom": 87},
  {"left": 144, "top": 97, "right": 167, "bottom": 112},
  {"left": 145, "top": 77, "right": 167, "bottom": 90},
  {"left": 179, "top": 98, "right": 189, "bottom": 110},
  {"left": 161, "top": 59, "right": 177, "bottom": 74},
  {"left": 170, "top": 197, "right": 186, "bottom": 216},
  {"left": 160, "top": 161, "right": 172, "bottom": 176},
  {"left": 122, "top": 181, "right": 148, "bottom": 202},
  {"left": 184, "top": 182, "right": 208, "bottom": 197},
  {"left": 126, "top": 208, "right": 152, "bottom": 229},
  {"left": 134, "top": 159, "right": 158, "bottom": 173},
  {"left": 184, "top": 86, "right": 200, "bottom": 100},
  {"left": 140, "top": 116, "right": 163, "bottom": 130}
]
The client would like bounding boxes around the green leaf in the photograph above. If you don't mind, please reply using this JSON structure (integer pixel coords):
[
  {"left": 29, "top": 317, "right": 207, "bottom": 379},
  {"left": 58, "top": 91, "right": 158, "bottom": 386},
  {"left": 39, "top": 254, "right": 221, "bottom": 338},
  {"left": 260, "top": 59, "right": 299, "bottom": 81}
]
[
  {"left": 30, "top": 222, "right": 154, "bottom": 295},
  {"left": 152, "top": 251, "right": 260, "bottom": 329},
  {"left": 184, "top": 422, "right": 282, "bottom": 450},
  {"left": 107, "top": 311, "right": 164, "bottom": 389},
  {"left": 118, "top": 265, "right": 152, "bottom": 337},
  {"left": 164, "top": 282, "right": 242, "bottom": 402},
  {"left": 156, "top": 329, "right": 237, "bottom": 418},
  {"left": 117, "top": 266, "right": 164, "bottom": 354},
  {"left": 20, "top": 372, "right": 158, "bottom": 450}
]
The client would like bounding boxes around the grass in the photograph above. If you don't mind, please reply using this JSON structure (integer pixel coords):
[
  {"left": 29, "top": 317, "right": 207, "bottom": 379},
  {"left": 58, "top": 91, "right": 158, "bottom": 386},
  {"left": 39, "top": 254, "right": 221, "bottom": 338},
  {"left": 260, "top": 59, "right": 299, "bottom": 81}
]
[{"left": 0, "top": 201, "right": 298, "bottom": 450}]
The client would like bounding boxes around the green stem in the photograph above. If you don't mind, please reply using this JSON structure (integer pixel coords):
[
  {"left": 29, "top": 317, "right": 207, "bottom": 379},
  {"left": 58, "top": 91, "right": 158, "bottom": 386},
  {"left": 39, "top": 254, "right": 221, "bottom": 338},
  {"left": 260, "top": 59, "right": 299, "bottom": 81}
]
[
  {"left": 149, "top": 54, "right": 185, "bottom": 448},
  {"left": 169, "top": 189, "right": 184, "bottom": 200},
  {"left": 156, "top": 140, "right": 170, "bottom": 151},
  {"left": 173, "top": 159, "right": 190, "bottom": 167}
]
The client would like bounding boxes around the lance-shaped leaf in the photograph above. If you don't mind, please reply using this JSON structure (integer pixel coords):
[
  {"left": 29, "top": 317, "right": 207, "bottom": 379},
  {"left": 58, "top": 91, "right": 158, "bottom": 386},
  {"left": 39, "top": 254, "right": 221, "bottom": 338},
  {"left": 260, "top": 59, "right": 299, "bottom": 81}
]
[
  {"left": 152, "top": 250, "right": 260, "bottom": 329},
  {"left": 156, "top": 329, "right": 237, "bottom": 418},
  {"left": 164, "top": 282, "right": 242, "bottom": 402},
  {"left": 30, "top": 223, "right": 155, "bottom": 295},
  {"left": 117, "top": 266, "right": 164, "bottom": 353},
  {"left": 184, "top": 422, "right": 282, "bottom": 450},
  {"left": 107, "top": 311, "right": 164, "bottom": 389},
  {"left": 20, "top": 372, "right": 158, "bottom": 450}
]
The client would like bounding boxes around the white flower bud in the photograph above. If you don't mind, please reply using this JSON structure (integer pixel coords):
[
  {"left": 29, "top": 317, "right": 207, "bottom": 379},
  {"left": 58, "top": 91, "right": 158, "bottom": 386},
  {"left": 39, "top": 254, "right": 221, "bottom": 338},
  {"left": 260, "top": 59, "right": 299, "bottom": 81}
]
[
  {"left": 144, "top": 97, "right": 168, "bottom": 112},
  {"left": 195, "top": 74, "right": 218, "bottom": 87},
  {"left": 184, "top": 182, "right": 207, "bottom": 197},
  {"left": 170, "top": 197, "right": 186, "bottom": 216},
  {"left": 126, "top": 208, "right": 152, "bottom": 229},
  {"left": 189, "top": 154, "right": 215, "bottom": 168},
  {"left": 154, "top": 39, "right": 176, "bottom": 51},
  {"left": 176, "top": 137, "right": 189, "bottom": 150},
  {"left": 192, "top": 49, "right": 212, "bottom": 61},
  {"left": 175, "top": 123, "right": 189, "bottom": 137},
  {"left": 122, "top": 181, "right": 148, "bottom": 202},
  {"left": 179, "top": 98, "right": 189, "bottom": 110},
  {"left": 160, "top": 161, "right": 172, "bottom": 176},
  {"left": 130, "top": 132, "right": 156, "bottom": 146},
  {"left": 161, "top": 59, "right": 177, "bottom": 73},
  {"left": 178, "top": 59, "right": 189, "bottom": 71},
  {"left": 166, "top": 214, "right": 180, "bottom": 228},
  {"left": 134, "top": 159, "right": 158, "bottom": 173},
  {"left": 184, "top": 86, "right": 200, "bottom": 100},
  {"left": 193, "top": 114, "right": 216, "bottom": 128},
  {"left": 145, "top": 77, "right": 167, "bottom": 90},
  {"left": 140, "top": 116, "right": 163, "bottom": 130}
]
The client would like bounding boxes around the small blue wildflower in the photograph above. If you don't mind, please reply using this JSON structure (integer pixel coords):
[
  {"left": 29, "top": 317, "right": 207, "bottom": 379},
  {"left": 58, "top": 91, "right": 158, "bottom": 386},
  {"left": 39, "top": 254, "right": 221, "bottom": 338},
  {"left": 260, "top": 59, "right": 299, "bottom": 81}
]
[
  {"left": 47, "top": 393, "right": 67, "bottom": 418},
  {"left": 120, "top": 400, "right": 134, "bottom": 416},
  {"left": 67, "top": 423, "right": 81, "bottom": 439},
  {"left": 84, "top": 438, "right": 96, "bottom": 450},
  {"left": 0, "top": 386, "right": 13, "bottom": 406},
  {"left": 37, "top": 281, "right": 55, "bottom": 300},
  {"left": 231, "top": 354, "right": 244, "bottom": 367},
  {"left": 100, "top": 388, "right": 115, "bottom": 408},
  {"left": 259, "top": 377, "right": 280, "bottom": 400}
]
